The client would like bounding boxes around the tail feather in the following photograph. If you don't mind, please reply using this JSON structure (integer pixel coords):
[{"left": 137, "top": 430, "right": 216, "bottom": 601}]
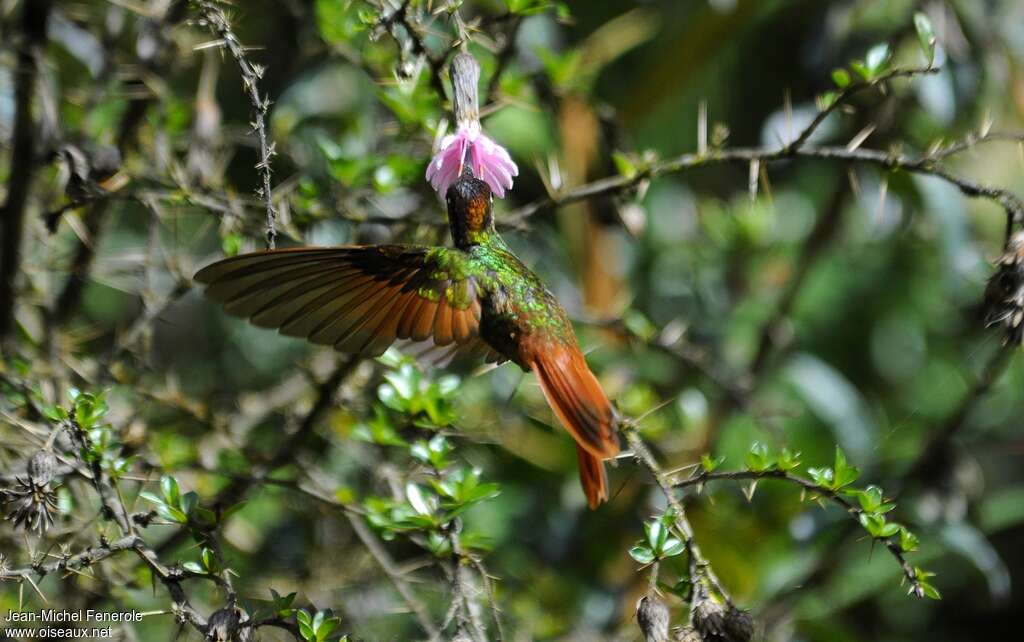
[
  {"left": 577, "top": 445, "right": 609, "bottom": 509},
  {"left": 532, "top": 345, "right": 620, "bottom": 508}
]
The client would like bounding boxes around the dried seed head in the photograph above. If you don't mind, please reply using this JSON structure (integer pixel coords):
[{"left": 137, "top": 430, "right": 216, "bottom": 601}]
[
  {"left": 1, "top": 478, "right": 59, "bottom": 535},
  {"left": 673, "top": 625, "right": 704, "bottom": 642},
  {"left": 723, "top": 606, "right": 754, "bottom": 642},
  {"left": 0, "top": 553, "right": 9, "bottom": 575},
  {"left": 27, "top": 450, "right": 57, "bottom": 487},
  {"left": 692, "top": 589, "right": 727, "bottom": 640},
  {"left": 637, "top": 593, "right": 671, "bottom": 642},
  {"left": 205, "top": 606, "right": 241, "bottom": 642},
  {"left": 984, "top": 232, "right": 1024, "bottom": 345}
]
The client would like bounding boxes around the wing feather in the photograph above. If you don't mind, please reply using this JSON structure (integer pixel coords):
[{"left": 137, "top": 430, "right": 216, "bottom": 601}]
[{"left": 195, "top": 246, "right": 495, "bottom": 363}]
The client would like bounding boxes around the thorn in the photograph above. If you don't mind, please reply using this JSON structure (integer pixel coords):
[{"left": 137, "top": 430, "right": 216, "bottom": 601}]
[
  {"left": 847, "top": 167, "right": 861, "bottom": 198},
  {"left": 748, "top": 159, "right": 760, "bottom": 202},
  {"left": 980, "top": 110, "right": 993, "bottom": 138},
  {"left": 784, "top": 88, "right": 793, "bottom": 144},
  {"left": 846, "top": 124, "right": 876, "bottom": 152},
  {"left": 698, "top": 100, "right": 708, "bottom": 156},
  {"left": 875, "top": 173, "right": 889, "bottom": 227}
]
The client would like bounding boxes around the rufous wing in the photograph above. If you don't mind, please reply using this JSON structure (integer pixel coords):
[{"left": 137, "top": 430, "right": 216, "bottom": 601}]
[{"left": 194, "top": 246, "right": 486, "bottom": 358}]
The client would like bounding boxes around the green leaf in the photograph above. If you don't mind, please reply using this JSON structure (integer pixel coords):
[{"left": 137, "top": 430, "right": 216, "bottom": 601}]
[
  {"left": 201, "top": 548, "right": 217, "bottom": 572},
  {"left": 832, "top": 448, "right": 859, "bottom": 489},
  {"left": 899, "top": 527, "right": 920, "bottom": 552},
  {"left": 865, "top": 43, "right": 891, "bottom": 76},
  {"left": 181, "top": 491, "right": 198, "bottom": 517},
  {"left": 921, "top": 581, "right": 942, "bottom": 600},
  {"left": 312, "top": 610, "right": 325, "bottom": 633},
  {"left": 817, "top": 91, "right": 838, "bottom": 110},
  {"left": 317, "top": 618, "right": 339, "bottom": 641},
  {"left": 778, "top": 448, "right": 801, "bottom": 471},
  {"left": 221, "top": 233, "right": 243, "bottom": 257},
  {"left": 661, "top": 538, "right": 686, "bottom": 557},
  {"left": 405, "top": 483, "right": 433, "bottom": 516},
  {"left": 42, "top": 405, "right": 68, "bottom": 422},
  {"left": 629, "top": 544, "right": 655, "bottom": 565},
  {"left": 807, "top": 467, "right": 833, "bottom": 488},
  {"left": 645, "top": 519, "right": 668, "bottom": 552},
  {"left": 859, "top": 513, "right": 899, "bottom": 538},
  {"left": 914, "top": 567, "right": 942, "bottom": 600},
  {"left": 850, "top": 61, "right": 871, "bottom": 81},
  {"left": 139, "top": 491, "right": 166, "bottom": 507},
  {"left": 746, "top": 441, "right": 772, "bottom": 472},
  {"left": 161, "top": 476, "right": 180, "bottom": 507},
  {"left": 701, "top": 454, "right": 724, "bottom": 473},
  {"left": 831, "top": 68, "right": 851, "bottom": 88},
  {"left": 181, "top": 561, "right": 204, "bottom": 574},
  {"left": 914, "top": 12, "right": 936, "bottom": 65},
  {"left": 857, "top": 485, "right": 884, "bottom": 512},
  {"left": 154, "top": 503, "right": 188, "bottom": 524},
  {"left": 612, "top": 151, "right": 637, "bottom": 178}
]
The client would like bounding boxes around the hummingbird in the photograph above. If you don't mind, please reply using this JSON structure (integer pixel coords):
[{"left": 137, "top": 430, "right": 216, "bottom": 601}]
[{"left": 194, "top": 173, "right": 621, "bottom": 507}]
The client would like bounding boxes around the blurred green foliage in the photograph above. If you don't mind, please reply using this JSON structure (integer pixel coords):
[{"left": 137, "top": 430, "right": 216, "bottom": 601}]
[{"left": 2, "top": 0, "right": 1024, "bottom": 640}]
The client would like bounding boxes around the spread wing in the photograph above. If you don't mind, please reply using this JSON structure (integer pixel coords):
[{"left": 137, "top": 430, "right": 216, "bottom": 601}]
[{"left": 194, "top": 246, "right": 503, "bottom": 361}]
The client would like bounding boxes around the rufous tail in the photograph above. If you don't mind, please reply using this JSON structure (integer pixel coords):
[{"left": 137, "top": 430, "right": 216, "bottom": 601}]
[{"left": 532, "top": 345, "right": 619, "bottom": 508}]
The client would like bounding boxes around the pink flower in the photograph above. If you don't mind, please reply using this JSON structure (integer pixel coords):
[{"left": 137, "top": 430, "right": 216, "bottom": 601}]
[{"left": 426, "top": 123, "right": 518, "bottom": 198}]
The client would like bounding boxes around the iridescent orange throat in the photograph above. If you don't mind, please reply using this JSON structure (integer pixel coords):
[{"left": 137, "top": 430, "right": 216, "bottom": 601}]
[{"left": 445, "top": 174, "right": 495, "bottom": 248}]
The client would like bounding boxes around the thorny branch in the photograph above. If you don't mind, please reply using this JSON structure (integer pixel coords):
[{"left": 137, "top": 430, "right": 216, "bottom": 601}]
[
  {"left": 342, "top": 509, "right": 443, "bottom": 640},
  {"left": 673, "top": 468, "right": 926, "bottom": 597},
  {"left": 373, "top": 0, "right": 449, "bottom": 100},
  {"left": 508, "top": 66, "right": 1024, "bottom": 251},
  {"left": 192, "top": 0, "right": 278, "bottom": 249},
  {"left": 622, "top": 425, "right": 733, "bottom": 605}
]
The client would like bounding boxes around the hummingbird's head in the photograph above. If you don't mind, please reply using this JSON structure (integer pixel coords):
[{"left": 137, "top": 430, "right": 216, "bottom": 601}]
[{"left": 446, "top": 173, "right": 494, "bottom": 247}]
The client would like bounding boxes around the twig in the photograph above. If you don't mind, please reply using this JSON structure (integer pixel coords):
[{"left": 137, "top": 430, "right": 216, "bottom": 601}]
[
  {"left": 673, "top": 467, "right": 925, "bottom": 597},
  {"left": 343, "top": 510, "right": 443, "bottom": 640},
  {"left": 444, "top": 519, "right": 489, "bottom": 642},
  {"left": 63, "top": 415, "right": 132, "bottom": 534},
  {"left": 374, "top": 0, "right": 448, "bottom": 101},
  {"left": 470, "top": 557, "right": 505, "bottom": 642},
  {"left": 506, "top": 65, "right": 1024, "bottom": 254},
  {"left": 786, "top": 66, "right": 939, "bottom": 152},
  {"left": 622, "top": 425, "right": 732, "bottom": 604},
  {"left": 193, "top": 0, "right": 278, "bottom": 249},
  {"left": 509, "top": 143, "right": 1024, "bottom": 237},
  {"left": 155, "top": 358, "right": 361, "bottom": 554},
  {"left": 0, "top": 0, "right": 51, "bottom": 345},
  {"left": 0, "top": 534, "right": 139, "bottom": 581}
]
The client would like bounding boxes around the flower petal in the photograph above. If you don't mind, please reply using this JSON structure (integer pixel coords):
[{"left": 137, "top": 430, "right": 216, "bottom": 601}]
[
  {"left": 425, "top": 126, "right": 518, "bottom": 198},
  {"left": 427, "top": 132, "right": 470, "bottom": 194}
]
